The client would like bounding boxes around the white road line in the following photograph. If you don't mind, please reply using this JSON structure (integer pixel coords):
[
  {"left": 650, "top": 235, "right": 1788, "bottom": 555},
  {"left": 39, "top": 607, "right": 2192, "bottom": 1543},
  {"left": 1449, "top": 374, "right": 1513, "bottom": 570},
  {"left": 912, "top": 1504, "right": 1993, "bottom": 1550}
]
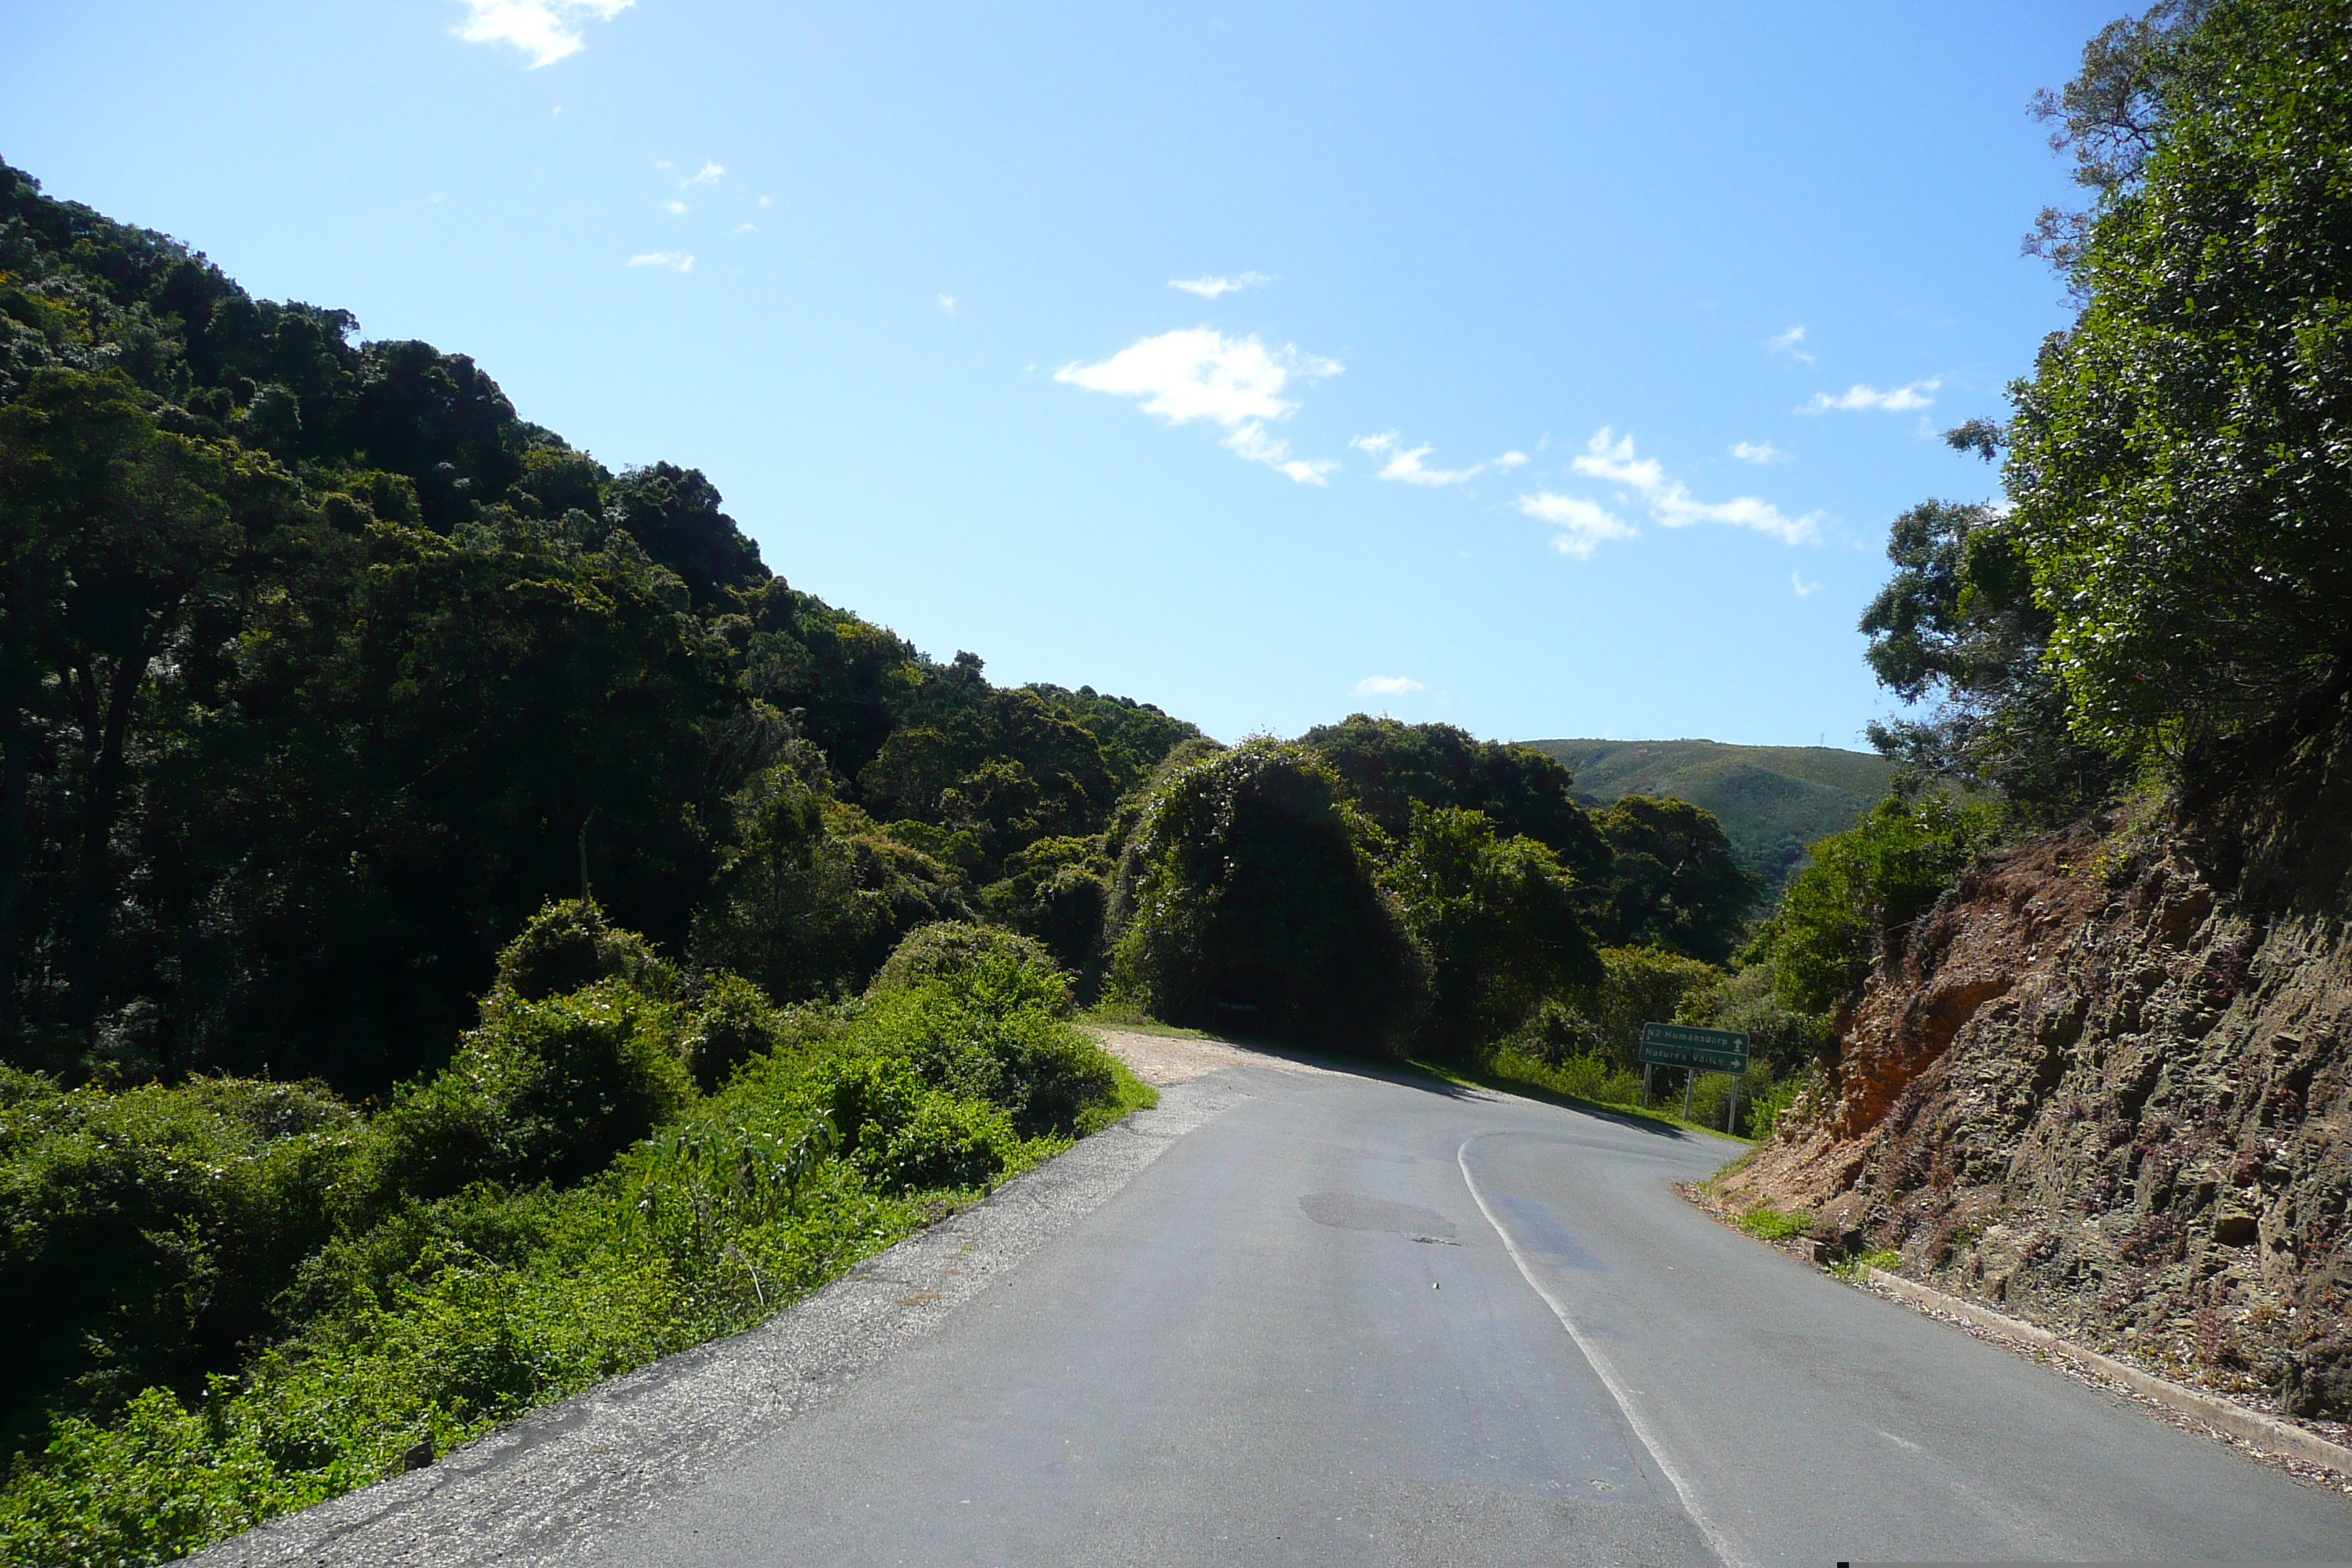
[{"left": 1457, "top": 1133, "right": 1754, "bottom": 1568}]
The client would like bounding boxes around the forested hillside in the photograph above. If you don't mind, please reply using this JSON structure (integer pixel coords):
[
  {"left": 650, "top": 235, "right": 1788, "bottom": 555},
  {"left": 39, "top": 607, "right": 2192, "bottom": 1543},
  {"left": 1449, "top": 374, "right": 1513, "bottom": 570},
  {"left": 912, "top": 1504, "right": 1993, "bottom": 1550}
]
[
  {"left": 1525, "top": 737, "right": 1894, "bottom": 894},
  {"left": 0, "top": 156, "right": 1201, "bottom": 1093}
]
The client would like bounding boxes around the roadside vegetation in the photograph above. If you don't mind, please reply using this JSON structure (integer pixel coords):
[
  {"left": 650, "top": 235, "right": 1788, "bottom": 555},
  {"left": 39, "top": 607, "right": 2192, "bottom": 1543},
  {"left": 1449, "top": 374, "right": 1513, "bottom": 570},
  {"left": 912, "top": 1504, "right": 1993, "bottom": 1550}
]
[{"left": 0, "top": 911, "right": 1141, "bottom": 1566}]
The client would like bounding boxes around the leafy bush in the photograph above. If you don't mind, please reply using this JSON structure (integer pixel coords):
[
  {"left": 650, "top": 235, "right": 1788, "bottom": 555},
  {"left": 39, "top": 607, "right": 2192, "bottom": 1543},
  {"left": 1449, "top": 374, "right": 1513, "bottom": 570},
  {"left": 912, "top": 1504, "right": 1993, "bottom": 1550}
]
[
  {"left": 1744, "top": 790, "right": 2001, "bottom": 1017},
  {"left": 1579, "top": 946, "right": 1722, "bottom": 1071},
  {"left": 862, "top": 925, "right": 1117, "bottom": 1138},
  {"left": 1391, "top": 805, "right": 1597, "bottom": 1059},
  {"left": 1507, "top": 999, "right": 1607, "bottom": 1066},
  {"left": 689, "top": 765, "right": 970, "bottom": 1005},
  {"left": 0, "top": 1384, "right": 316, "bottom": 1567},
  {"left": 1109, "top": 739, "right": 1431, "bottom": 1055},
  {"left": 491, "top": 900, "right": 679, "bottom": 1004},
  {"left": 1736, "top": 1202, "right": 1814, "bottom": 1243},
  {"left": 1673, "top": 964, "right": 1833, "bottom": 1077},
  {"left": 978, "top": 837, "right": 1113, "bottom": 988},
  {"left": 369, "top": 981, "right": 694, "bottom": 1202},
  {"left": 1685, "top": 1067, "right": 1771, "bottom": 1135},
  {"left": 826, "top": 1055, "right": 1019, "bottom": 1194},
  {"left": 621, "top": 1112, "right": 838, "bottom": 1275},
  {"left": 681, "top": 972, "right": 785, "bottom": 1091},
  {"left": 0, "top": 1077, "right": 361, "bottom": 1455},
  {"left": 1489, "top": 1047, "right": 1645, "bottom": 1109},
  {"left": 1743, "top": 1068, "right": 1819, "bottom": 1140},
  {"left": 869, "top": 921, "right": 1071, "bottom": 1015}
]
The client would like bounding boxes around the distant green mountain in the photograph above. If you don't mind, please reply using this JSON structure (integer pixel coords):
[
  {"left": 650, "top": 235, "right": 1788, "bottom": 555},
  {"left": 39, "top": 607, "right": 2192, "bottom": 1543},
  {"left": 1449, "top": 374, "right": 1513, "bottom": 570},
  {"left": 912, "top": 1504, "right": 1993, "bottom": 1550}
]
[{"left": 1522, "top": 738, "right": 1897, "bottom": 898}]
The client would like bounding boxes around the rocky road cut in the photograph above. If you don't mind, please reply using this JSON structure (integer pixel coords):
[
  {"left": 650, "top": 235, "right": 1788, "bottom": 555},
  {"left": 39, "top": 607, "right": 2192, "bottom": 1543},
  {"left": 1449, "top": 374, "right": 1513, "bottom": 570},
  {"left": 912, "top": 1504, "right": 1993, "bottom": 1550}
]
[{"left": 197, "top": 1036, "right": 2350, "bottom": 1567}]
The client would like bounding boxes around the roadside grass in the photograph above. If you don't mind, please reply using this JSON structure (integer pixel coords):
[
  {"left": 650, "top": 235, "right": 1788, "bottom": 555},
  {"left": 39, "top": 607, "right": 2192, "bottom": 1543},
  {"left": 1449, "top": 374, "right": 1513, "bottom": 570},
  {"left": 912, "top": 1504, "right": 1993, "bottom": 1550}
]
[
  {"left": 1074, "top": 1004, "right": 1224, "bottom": 1042},
  {"left": 1832, "top": 1248, "right": 1904, "bottom": 1280},
  {"left": 1075, "top": 1058, "right": 1160, "bottom": 1133},
  {"left": 1735, "top": 1201, "right": 1815, "bottom": 1243}
]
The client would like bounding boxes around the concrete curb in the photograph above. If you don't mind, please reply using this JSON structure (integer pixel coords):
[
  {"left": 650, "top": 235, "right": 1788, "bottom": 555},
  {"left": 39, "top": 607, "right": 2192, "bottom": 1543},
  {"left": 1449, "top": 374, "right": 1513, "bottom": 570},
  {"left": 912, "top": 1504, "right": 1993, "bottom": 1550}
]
[{"left": 1864, "top": 1267, "right": 2352, "bottom": 1477}]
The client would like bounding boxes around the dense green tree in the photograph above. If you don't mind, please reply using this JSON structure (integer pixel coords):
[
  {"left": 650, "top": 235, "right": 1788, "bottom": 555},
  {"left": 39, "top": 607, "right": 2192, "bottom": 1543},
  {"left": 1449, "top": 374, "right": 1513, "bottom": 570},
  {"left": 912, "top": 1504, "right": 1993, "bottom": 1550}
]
[
  {"left": 2004, "top": 0, "right": 2352, "bottom": 759},
  {"left": 1390, "top": 805, "right": 1597, "bottom": 1056},
  {"left": 689, "top": 758, "right": 968, "bottom": 1006},
  {"left": 1859, "top": 486, "right": 2120, "bottom": 821},
  {"left": 1300, "top": 714, "right": 1610, "bottom": 880},
  {"left": 1109, "top": 740, "right": 1430, "bottom": 1052},
  {"left": 0, "top": 372, "right": 244, "bottom": 1044},
  {"left": 1744, "top": 789, "right": 2002, "bottom": 1019},
  {"left": 601, "top": 462, "right": 767, "bottom": 609},
  {"left": 1589, "top": 795, "right": 1755, "bottom": 964},
  {"left": 0, "top": 159, "right": 1213, "bottom": 1092},
  {"left": 978, "top": 835, "right": 1113, "bottom": 990},
  {"left": 1023, "top": 684, "right": 1202, "bottom": 799}
]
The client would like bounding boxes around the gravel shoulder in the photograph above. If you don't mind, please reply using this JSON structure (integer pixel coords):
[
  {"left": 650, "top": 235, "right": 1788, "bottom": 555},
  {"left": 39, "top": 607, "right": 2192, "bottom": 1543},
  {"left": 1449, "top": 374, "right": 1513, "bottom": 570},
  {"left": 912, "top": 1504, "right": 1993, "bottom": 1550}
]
[
  {"left": 1085, "top": 1025, "right": 1347, "bottom": 1085},
  {"left": 189, "top": 1070, "right": 1256, "bottom": 1568}
]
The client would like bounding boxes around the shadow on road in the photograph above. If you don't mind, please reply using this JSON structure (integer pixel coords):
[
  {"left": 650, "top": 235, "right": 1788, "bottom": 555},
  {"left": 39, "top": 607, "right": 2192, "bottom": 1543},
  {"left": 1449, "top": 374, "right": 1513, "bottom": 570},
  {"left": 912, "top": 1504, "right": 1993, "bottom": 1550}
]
[{"left": 1152, "top": 1025, "right": 1718, "bottom": 1144}]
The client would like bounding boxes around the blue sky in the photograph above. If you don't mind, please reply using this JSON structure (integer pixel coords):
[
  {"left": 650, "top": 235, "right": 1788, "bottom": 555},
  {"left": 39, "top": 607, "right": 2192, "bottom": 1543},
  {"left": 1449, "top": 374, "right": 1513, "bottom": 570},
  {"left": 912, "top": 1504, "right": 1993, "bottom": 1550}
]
[{"left": 2, "top": 1, "right": 2114, "bottom": 749}]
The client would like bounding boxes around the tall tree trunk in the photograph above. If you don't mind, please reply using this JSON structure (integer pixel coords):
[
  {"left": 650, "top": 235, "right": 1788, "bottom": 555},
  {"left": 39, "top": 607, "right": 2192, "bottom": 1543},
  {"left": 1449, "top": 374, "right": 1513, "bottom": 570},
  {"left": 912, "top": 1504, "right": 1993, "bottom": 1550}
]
[
  {"left": 0, "top": 557, "right": 30, "bottom": 1039},
  {"left": 0, "top": 695, "right": 24, "bottom": 1039},
  {"left": 68, "top": 611, "right": 171, "bottom": 1035}
]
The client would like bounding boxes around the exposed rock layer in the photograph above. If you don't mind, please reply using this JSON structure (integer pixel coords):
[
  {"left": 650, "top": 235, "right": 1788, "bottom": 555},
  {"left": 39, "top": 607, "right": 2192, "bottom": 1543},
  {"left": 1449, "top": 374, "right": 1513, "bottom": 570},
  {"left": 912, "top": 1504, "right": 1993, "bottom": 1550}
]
[{"left": 1725, "top": 815, "right": 2352, "bottom": 1421}]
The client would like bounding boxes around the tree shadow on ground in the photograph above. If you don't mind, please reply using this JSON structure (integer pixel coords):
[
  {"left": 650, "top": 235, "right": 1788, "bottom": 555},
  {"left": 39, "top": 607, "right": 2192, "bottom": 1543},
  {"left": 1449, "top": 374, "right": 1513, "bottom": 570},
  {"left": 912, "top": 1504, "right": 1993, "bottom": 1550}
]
[{"left": 1096, "top": 1021, "right": 1722, "bottom": 1144}]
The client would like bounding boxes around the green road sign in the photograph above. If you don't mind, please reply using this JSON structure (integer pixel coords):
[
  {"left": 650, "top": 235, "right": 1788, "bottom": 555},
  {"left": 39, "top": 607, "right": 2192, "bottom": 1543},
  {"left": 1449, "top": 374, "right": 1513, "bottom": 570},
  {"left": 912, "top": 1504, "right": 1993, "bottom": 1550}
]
[{"left": 1639, "top": 1022, "right": 1749, "bottom": 1074}]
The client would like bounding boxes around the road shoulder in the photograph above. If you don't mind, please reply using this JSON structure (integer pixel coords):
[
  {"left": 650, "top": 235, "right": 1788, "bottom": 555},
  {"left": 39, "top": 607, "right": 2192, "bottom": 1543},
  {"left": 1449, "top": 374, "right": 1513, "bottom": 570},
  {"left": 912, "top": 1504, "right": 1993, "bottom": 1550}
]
[{"left": 1680, "top": 1177, "right": 2352, "bottom": 1501}]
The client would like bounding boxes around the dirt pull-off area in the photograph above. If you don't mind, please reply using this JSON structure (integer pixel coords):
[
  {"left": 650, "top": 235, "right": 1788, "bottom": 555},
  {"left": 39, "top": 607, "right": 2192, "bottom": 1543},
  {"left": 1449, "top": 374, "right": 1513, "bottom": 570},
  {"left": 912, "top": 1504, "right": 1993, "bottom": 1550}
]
[
  {"left": 1087, "top": 1028, "right": 1343, "bottom": 1086},
  {"left": 1721, "top": 815, "right": 2352, "bottom": 1438}
]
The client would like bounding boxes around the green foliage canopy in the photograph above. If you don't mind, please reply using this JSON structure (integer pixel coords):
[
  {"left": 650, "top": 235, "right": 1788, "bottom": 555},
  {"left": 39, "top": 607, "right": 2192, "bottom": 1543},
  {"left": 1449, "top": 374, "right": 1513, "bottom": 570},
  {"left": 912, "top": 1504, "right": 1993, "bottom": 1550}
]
[
  {"left": 1392, "top": 805, "right": 1598, "bottom": 1056},
  {"left": 2005, "top": 0, "right": 2352, "bottom": 758},
  {"left": 1109, "top": 739, "right": 1430, "bottom": 1053},
  {"left": 1589, "top": 794, "right": 1757, "bottom": 964},
  {"left": 1745, "top": 791, "right": 2002, "bottom": 1018}
]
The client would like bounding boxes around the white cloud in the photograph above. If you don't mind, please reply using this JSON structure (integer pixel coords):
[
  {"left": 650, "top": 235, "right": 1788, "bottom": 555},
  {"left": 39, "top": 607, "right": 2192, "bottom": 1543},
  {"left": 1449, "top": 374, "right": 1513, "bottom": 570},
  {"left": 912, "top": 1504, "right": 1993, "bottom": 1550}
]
[
  {"left": 1516, "top": 492, "right": 1636, "bottom": 557},
  {"left": 1058, "top": 327, "right": 1338, "bottom": 426},
  {"left": 1057, "top": 327, "right": 1340, "bottom": 480},
  {"left": 1800, "top": 378, "right": 1942, "bottom": 414},
  {"left": 452, "top": 0, "right": 631, "bottom": 69},
  {"left": 626, "top": 252, "right": 694, "bottom": 272},
  {"left": 1496, "top": 451, "right": 1529, "bottom": 470},
  {"left": 758, "top": 195, "right": 773, "bottom": 208},
  {"left": 680, "top": 159, "right": 724, "bottom": 188},
  {"left": 1571, "top": 428, "right": 1820, "bottom": 544},
  {"left": 1224, "top": 421, "right": 1333, "bottom": 485},
  {"left": 1355, "top": 674, "right": 1425, "bottom": 696},
  {"left": 661, "top": 199, "right": 689, "bottom": 216},
  {"left": 1731, "top": 440, "right": 1791, "bottom": 464},
  {"left": 1792, "top": 571, "right": 1821, "bottom": 597},
  {"left": 1768, "top": 324, "right": 1815, "bottom": 363},
  {"left": 653, "top": 159, "right": 672, "bottom": 170},
  {"left": 938, "top": 295, "right": 957, "bottom": 313},
  {"left": 1169, "top": 271, "right": 1272, "bottom": 299},
  {"left": 1350, "top": 431, "right": 1482, "bottom": 486},
  {"left": 734, "top": 222, "right": 758, "bottom": 233}
]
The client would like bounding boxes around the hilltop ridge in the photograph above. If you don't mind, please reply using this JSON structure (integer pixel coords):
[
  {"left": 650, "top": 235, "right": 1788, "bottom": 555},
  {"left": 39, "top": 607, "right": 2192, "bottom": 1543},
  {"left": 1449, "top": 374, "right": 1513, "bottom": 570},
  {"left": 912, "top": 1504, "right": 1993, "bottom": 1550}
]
[{"left": 1523, "top": 737, "right": 1896, "bottom": 894}]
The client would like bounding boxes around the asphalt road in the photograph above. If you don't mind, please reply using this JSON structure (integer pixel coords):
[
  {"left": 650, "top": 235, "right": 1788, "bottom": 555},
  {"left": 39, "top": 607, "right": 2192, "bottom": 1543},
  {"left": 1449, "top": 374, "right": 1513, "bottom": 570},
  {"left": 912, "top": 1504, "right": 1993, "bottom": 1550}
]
[{"left": 573, "top": 1060, "right": 2348, "bottom": 1567}]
